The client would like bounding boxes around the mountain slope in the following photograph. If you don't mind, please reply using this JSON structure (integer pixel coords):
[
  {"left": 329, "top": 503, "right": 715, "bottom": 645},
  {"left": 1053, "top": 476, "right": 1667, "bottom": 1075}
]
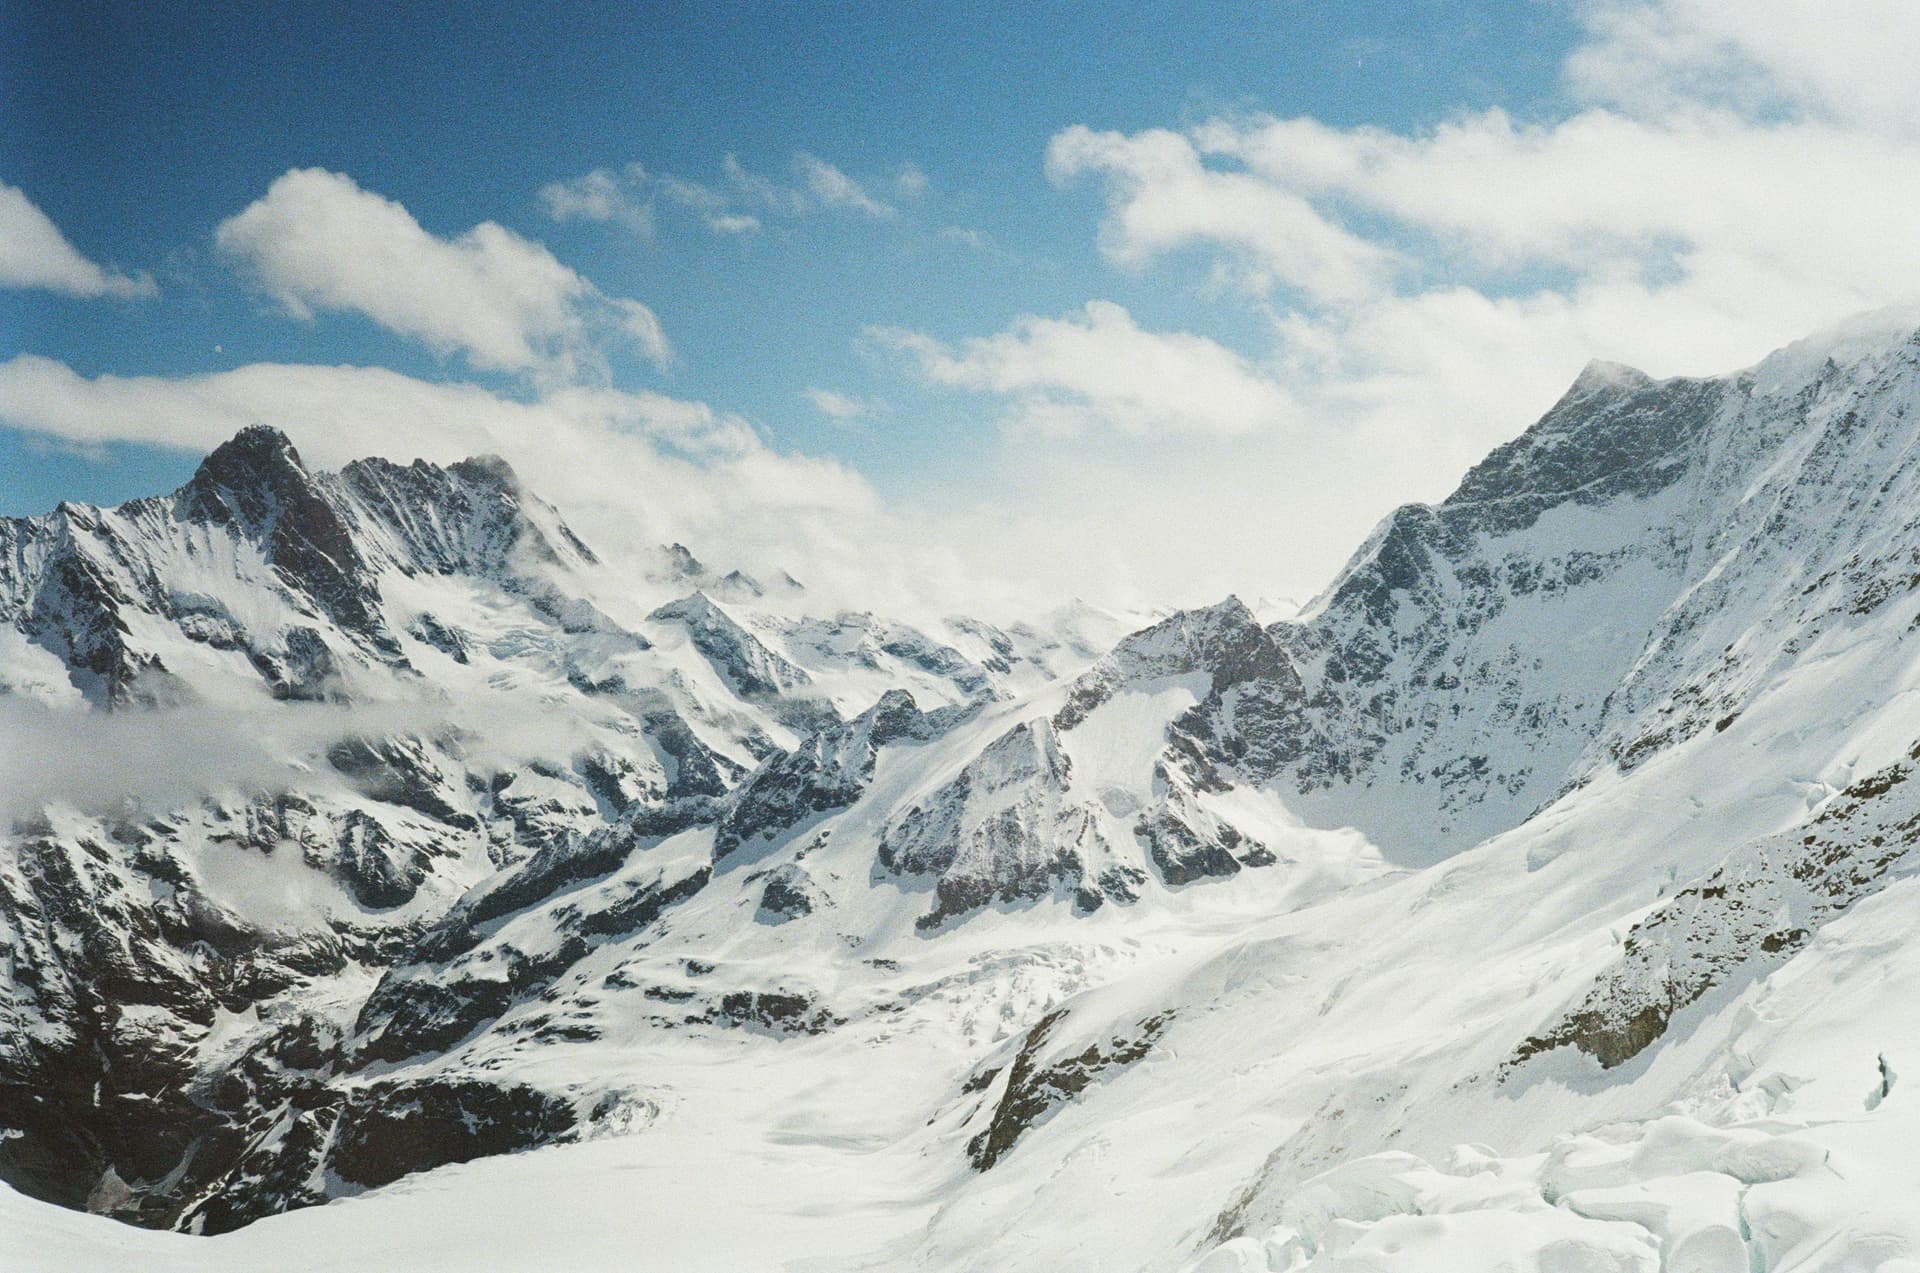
[{"left": 11, "top": 314, "right": 1920, "bottom": 1270}]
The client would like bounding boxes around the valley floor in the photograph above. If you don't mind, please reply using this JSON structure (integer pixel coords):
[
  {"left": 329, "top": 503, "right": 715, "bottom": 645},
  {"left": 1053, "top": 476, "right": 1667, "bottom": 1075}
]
[{"left": 12, "top": 866, "right": 1920, "bottom": 1273}]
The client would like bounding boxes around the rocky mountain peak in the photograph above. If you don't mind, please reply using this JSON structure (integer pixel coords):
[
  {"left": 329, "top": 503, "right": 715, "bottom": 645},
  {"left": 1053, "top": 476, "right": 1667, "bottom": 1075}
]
[
  {"left": 663, "top": 542, "right": 704, "bottom": 580},
  {"left": 182, "top": 424, "right": 316, "bottom": 526},
  {"left": 446, "top": 453, "right": 521, "bottom": 493},
  {"left": 1562, "top": 358, "right": 1653, "bottom": 402}
]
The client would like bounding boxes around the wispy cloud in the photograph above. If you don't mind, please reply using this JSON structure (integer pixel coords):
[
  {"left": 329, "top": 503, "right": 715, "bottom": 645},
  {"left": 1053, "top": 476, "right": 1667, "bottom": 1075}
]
[
  {"left": 847, "top": 0, "right": 1920, "bottom": 603},
  {"left": 794, "top": 153, "right": 894, "bottom": 218},
  {"left": 0, "top": 353, "right": 1007, "bottom": 617},
  {"left": 217, "top": 168, "right": 669, "bottom": 381},
  {"left": 0, "top": 181, "right": 155, "bottom": 299},
  {"left": 939, "top": 226, "right": 995, "bottom": 252},
  {"left": 541, "top": 152, "right": 897, "bottom": 240},
  {"left": 805, "top": 387, "right": 882, "bottom": 423},
  {"left": 0, "top": 695, "right": 623, "bottom": 827},
  {"left": 660, "top": 170, "right": 764, "bottom": 234},
  {"left": 873, "top": 300, "right": 1295, "bottom": 438},
  {"left": 894, "top": 163, "right": 929, "bottom": 199},
  {"left": 539, "top": 162, "right": 655, "bottom": 236}
]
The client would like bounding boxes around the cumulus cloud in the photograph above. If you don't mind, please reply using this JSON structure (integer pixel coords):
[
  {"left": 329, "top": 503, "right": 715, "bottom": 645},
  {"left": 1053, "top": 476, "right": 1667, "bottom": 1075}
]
[
  {"left": 1046, "top": 126, "right": 1396, "bottom": 303},
  {"left": 1047, "top": 3, "right": 1920, "bottom": 388},
  {"left": 875, "top": 300, "right": 1296, "bottom": 437},
  {"left": 0, "top": 181, "right": 154, "bottom": 299},
  {"left": 217, "top": 168, "right": 669, "bottom": 379},
  {"left": 876, "top": 0, "right": 1920, "bottom": 601},
  {"left": 1566, "top": 0, "right": 1920, "bottom": 131}
]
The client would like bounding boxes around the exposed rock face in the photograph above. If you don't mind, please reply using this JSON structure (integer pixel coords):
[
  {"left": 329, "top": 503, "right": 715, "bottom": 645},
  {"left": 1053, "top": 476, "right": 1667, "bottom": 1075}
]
[
  {"left": 1048, "top": 599, "right": 1300, "bottom": 889},
  {"left": 753, "top": 863, "right": 822, "bottom": 922},
  {"left": 182, "top": 425, "right": 394, "bottom": 653},
  {"left": 1052, "top": 597, "right": 1299, "bottom": 732},
  {"left": 714, "top": 688, "right": 945, "bottom": 863},
  {"left": 1111, "top": 329, "right": 1920, "bottom": 866},
  {"left": 966, "top": 1007, "right": 1172, "bottom": 1170},
  {"left": 1196, "top": 368, "right": 1739, "bottom": 856},
  {"left": 0, "top": 799, "right": 460, "bottom": 1233},
  {"left": 1511, "top": 746, "right": 1920, "bottom": 1071},
  {"left": 0, "top": 428, "right": 1043, "bottom": 1232},
  {"left": 649, "top": 591, "right": 814, "bottom": 701},
  {"left": 183, "top": 1077, "right": 589, "bottom": 1234},
  {"left": 0, "top": 426, "right": 604, "bottom": 708},
  {"left": 779, "top": 611, "right": 999, "bottom": 701},
  {"left": 352, "top": 858, "right": 714, "bottom": 1067},
  {"left": 877, "top": 718, "right": 1115, "bottom": 929}
]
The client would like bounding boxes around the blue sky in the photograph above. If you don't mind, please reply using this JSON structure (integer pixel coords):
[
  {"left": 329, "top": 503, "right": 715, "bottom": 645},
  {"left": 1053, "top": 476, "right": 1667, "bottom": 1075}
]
[{"left": 4, "top": 2, "right": 1917, "bottom": 609}]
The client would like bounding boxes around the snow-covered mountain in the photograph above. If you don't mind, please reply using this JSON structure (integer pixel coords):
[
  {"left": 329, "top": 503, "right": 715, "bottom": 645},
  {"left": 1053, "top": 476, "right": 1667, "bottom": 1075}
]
[{"left": 12, "top": 313, "right": 1920, "bottom": 1270}]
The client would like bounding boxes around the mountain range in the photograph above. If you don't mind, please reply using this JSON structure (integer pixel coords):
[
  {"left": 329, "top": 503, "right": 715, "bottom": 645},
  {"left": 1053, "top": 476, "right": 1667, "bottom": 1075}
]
[{"left": 9, "top": 312, "right": 1920, "bottom": 1270}]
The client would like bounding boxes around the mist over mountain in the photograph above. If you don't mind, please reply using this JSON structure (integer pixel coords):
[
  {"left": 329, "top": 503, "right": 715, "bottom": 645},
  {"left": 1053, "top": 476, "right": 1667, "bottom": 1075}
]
[{"left": 7, "top": 314, "right": 1920, "bottom": 1268}]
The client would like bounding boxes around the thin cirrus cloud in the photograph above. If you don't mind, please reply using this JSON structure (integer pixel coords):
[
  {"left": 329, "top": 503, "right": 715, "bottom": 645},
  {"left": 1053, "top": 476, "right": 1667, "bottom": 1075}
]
[
  {"left": 805, "top": 387, "right": 881, "bottom": 423},
  {"left": 538, "top": 163, "right": 656, "bottom": 236},
  {"left": 216, "top": 168, "right": 669, "bottom": 380},
  {"left": 540, "top": 152, "right": 895, "bottom": 239},
  {"left": 793, "top": 153, "right": 894, "bottom": 218},
  {"left": 0, "top": 181, "right": 155, "bottom": 299},
  {"left": 873, "top": 300, "right": 1296, "bottom": 438}
]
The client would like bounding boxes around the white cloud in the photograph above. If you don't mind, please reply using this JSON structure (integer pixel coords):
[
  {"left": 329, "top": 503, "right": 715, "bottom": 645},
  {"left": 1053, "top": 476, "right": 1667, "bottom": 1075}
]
[
  {"left": 1566, "top": 0, "right": 1920, "bottom": 133},
  {"left": 217, "top": 168, "right": 669, "bottom": 379},
  {"left": 805, "top": 388, "right": 880, "bottom": 422},
  {"left": 708, "top": 213, "right": 764, "bottom": 235},
  {"left": 539, "top": 163, "right": 655, "bottom": 235},
  {"left": 1040, "top": 103, "right": 1920, "bottom": 490},
  {"left": 1046, "top": 126, "right": 1396, "bottom": 303},
  {"left": 0, "top": 182, "right": 154, "bottom": 299},
  {"left": 895, "top": 163, "right": 929, "bottom": 198},
  {"left": 659, "top": 174, "right": 764, "bottom": 234},
  {"left": 940, "top": 226, "right": 994, "bottom": 252},
  {"left": 543, "top": 152, "right": 896, "bottom": 240},
  {"left": 921, "top": 0, "right": 1920, "bottom": 602},
  {"left": 0, "top": 354, "right": 1005, "bottom": 620},
  {"left": 0, "top": 695, "right": 624, "bottom": 826},
  {"left": 795, "top": 153, "right": 894, "bottom": 218},
  {"left": 876, "top": 300, "right": 1296, "bottom": 437}
]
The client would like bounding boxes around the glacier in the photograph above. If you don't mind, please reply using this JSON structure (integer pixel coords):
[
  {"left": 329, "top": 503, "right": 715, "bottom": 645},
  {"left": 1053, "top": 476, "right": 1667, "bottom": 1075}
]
[{"left": 9, "top": 313, "right": 1920, "bottom": 1269}]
